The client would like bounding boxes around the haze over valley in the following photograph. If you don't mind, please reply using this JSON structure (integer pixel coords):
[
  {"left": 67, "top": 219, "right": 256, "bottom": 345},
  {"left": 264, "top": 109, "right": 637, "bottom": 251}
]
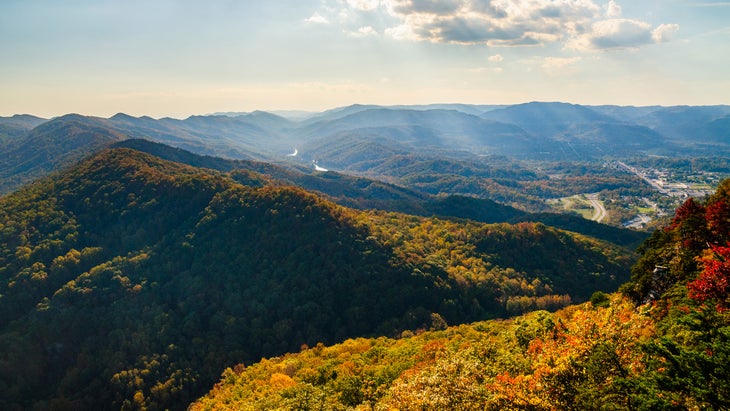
[
  {"left": 2, "top": 102, "right": 728, "bottom": 230},
  {"left": 1, "top": 101, "right": 728, "bottom": 409},
  {"left": 1, "top": 0, "right": 729, "bottom": 410}
]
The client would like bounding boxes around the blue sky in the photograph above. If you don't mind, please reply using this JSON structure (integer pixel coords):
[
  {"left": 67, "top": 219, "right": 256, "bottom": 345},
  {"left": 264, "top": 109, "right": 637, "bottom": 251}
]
[{"left": 1, "top": 0, "right": 729, "bottom": 118}]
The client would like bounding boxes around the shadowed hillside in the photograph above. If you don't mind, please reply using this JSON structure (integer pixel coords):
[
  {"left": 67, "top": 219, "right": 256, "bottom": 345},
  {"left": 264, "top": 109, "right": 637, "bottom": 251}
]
[
  {"left": 191, "top": 179, "right": 730, "bottom": 411},
  {"left": 0, "top": 148, "right": 636, "bottom": 410},
  {"left": 114, "top": 139, "right": 648, "bottom": 248}
]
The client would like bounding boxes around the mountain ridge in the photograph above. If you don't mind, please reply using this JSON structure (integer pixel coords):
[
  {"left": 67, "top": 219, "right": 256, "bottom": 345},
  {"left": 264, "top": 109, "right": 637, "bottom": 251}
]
[
  {"left": 2, "top": 102, "right": 727, "bottom": 235},
  {"left": 3, "top": 102, "right": 729, "bottom": 198},
  {"left": 112, "top": 138, "right": 648, "bottom": 248},
  {"left": 189, "top": 177, "right": 730, "bottom": 411},
  {"left": 0, "top": 147, "right": 636, "bottom": 410}
]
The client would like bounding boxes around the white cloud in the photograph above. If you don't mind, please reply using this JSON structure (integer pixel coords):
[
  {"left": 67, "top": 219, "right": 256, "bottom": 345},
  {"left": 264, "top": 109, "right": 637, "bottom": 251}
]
[
  {"left": 606, "top": 0, "right": 622, "bottom": 17},
  {"left": 652, "top": 23, "right": 680, "bottom": 43},
  {"left": 384, "top": 19, "right": 423, "bottom": 41},
  {"left": 378, "top": 0, "right": 603, "bottom": 46},
  {"left": 389, "top": 0, "right": 463, "bottom": 15},
  {"left": 304, "top": 12, "right": 329, "bottom": 24},
  {"left": 347, "top": 0, "right": 381, "bottom": 11},
  {"left": 488, "top": 54, "right": 504, "bottom": 62},
  {"left": 313, "top": 0, "right": 677, "bottom": 50},
  {"left": 568, "top": 18, "right": 680, "bottom": 50},
  {"left": 348, "top": 25, "right": 378, "bottom": 37},
  {"left": 591, "top": 19, "right": 652, "bottom": 47}
]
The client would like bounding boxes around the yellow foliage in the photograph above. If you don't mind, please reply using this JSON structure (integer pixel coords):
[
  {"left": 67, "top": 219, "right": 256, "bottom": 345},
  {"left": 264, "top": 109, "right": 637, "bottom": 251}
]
[
  {"left": 268, "top": 373, "right": 297, "bottom": 390},
  {"left": 192, "top": 295, "right": 656, "bottom": 410}
]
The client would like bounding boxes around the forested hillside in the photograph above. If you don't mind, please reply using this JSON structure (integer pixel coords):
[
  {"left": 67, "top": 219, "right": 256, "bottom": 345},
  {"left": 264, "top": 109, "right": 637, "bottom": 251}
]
[
  {"left": 193, "top": 179, "right": 730, "bottom": 410},
  {"left": 0, "top": 148, "right": 636, "bottom": 410},
  {"left": 2, "top": 104, "right": 728, "bottom": 223},
  {"left": 0, "top": 114, "right": 46, "bottom": 142},
  {"left": 0, "top": 114, "right": 125, "bottom": 193},
  {"left": 114, "top": 139, "right": 648, "bottom": 249}
]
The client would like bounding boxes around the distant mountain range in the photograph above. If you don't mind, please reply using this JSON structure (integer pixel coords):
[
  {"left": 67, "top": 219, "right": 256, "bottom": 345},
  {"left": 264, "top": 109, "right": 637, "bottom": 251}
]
[
  {"left": 1, "top": 101, "right": 728, "bottom": 213},
  {"left": 112, "top": 138, "right": 647, "bottom": 248},
  {"left": 1, "top": 101, "right": 726, "bottom": 409}
]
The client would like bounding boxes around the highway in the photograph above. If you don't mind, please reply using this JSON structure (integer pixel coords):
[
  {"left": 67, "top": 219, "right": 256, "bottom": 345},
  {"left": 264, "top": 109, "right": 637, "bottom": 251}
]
[
  {"left": 616, "top": 161, "right": 669, "bottom": 195},
  {"left": 587, "top": 193, "right": 607, "bottom": 223}
]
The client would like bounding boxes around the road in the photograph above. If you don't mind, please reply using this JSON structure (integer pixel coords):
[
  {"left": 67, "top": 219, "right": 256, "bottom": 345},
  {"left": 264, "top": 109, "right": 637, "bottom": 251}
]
[
  {"left": 616, "top": 161, "right": 668, "bottom": 195},
  {"left": 587, "top": 193, "right": 607, "bottom": 223}
]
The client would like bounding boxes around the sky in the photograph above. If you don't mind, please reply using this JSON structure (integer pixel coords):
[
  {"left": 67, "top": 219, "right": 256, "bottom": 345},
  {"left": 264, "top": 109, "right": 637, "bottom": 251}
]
[{"left": 1, "top": 0, "right": 729, "bottom": 118}]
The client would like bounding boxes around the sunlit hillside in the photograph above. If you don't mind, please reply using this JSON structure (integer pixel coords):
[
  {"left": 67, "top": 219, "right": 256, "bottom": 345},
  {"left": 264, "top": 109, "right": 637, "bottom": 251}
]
[
  {"left": 0, "top": 148, "right": 636, "bottom": 410},
  {"left": 192, "top": 180, "right": 730, "bottom": 410}
]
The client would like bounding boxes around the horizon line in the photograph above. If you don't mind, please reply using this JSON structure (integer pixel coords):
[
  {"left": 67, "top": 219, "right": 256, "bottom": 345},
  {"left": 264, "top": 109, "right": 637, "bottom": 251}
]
[{"left": 4, "top": 100, "right": 730, "bottom": 121}]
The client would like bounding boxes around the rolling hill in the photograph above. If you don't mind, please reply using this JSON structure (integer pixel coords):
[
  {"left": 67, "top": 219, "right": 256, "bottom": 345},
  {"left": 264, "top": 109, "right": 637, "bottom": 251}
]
[
  {"left": 0, "top": 114, "right": 125, "bottom": 194},
  {"left": 0, "top": 148, "right": 636, "bottom": 410},
  {"left": 480, "top": 101, "right": 614, "bottom": 135},
  {"left": 634, "top": 105, "right": 730, "bottom": 140},
  {"left": 299, "top": 108, "right": 535, "bottom": 157},
  {"left": 190, "top": 178, "right": 730, "bottom": 411},
  {"left": 0, "top": 114, "right": 47, "bottom": 142},
  {"left": 480, "top": 102, "right": 672, "bottom": 158},
  {"left": 113, "top": 138, "right": 648, "bottom": 248},
  {"left": 1, "top": 102, "right": 727, "bottom": 238}
]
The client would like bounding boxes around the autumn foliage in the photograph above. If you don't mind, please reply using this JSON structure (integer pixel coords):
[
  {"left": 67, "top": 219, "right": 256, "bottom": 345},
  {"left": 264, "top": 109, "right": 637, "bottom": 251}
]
[
  {"left": 688, "top": 245, "right": 730, "bottom": 310},
  {"left": 0, "top": 148, "right": 635, "bottom": 410},
  {"left": 192, "top": 178, "right": 730, "bottom": 410},
  {"left": 190, "top": 295, "right": 656, "bottom": 411},
  {"left": 2, "top": 146, "right": 728, "bottom": 410}
]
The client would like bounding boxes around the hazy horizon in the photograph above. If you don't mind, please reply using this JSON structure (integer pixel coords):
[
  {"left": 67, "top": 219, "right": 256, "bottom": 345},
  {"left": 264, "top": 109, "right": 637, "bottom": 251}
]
[
  {"left": 6, "top": 100, "right": 730, "bottom": 122},
  {"left": 2, "top": 0, "right": 729, "bottom": 118}
]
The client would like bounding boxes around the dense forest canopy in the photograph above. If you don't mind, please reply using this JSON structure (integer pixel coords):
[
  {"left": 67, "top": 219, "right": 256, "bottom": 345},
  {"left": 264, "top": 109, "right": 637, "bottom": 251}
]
[
  {"left": 0, "top": 148, "right": 636, "bottom": 410},
  {"left": 1, "top": 104, "right": 727, "bottom": 410},
  {"left": 192, "top": 178, "right": 730, "bottom": 410}
]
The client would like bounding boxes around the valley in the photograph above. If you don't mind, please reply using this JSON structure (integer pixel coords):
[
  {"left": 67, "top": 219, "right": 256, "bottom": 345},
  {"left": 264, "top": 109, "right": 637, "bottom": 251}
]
[
  {"left": 0, "top": 102, "right": 728, "bottom": 410},
  {"left": 616, "top": 160, "right": 720, "bottom": 199},
  {"left": 3, "top": 0, "right": 729, "bottom": 407},
  {"left": 194, "top": 177, "right": 730, "bottom": 411},
  {"left": 549, "top": 193, "right": 607, "bottom": 223},
  {"left": 2, "top": 103, "right": 729, "bottom": 231},
  {"left": 0, "top": 147, "right": 636, "bottom": 410},
  {"left": 3, "top": 0, "right": 728, "bottom": 408},
  {"left": 610, "top": 160, "right": 722, "bottom": 228}
]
